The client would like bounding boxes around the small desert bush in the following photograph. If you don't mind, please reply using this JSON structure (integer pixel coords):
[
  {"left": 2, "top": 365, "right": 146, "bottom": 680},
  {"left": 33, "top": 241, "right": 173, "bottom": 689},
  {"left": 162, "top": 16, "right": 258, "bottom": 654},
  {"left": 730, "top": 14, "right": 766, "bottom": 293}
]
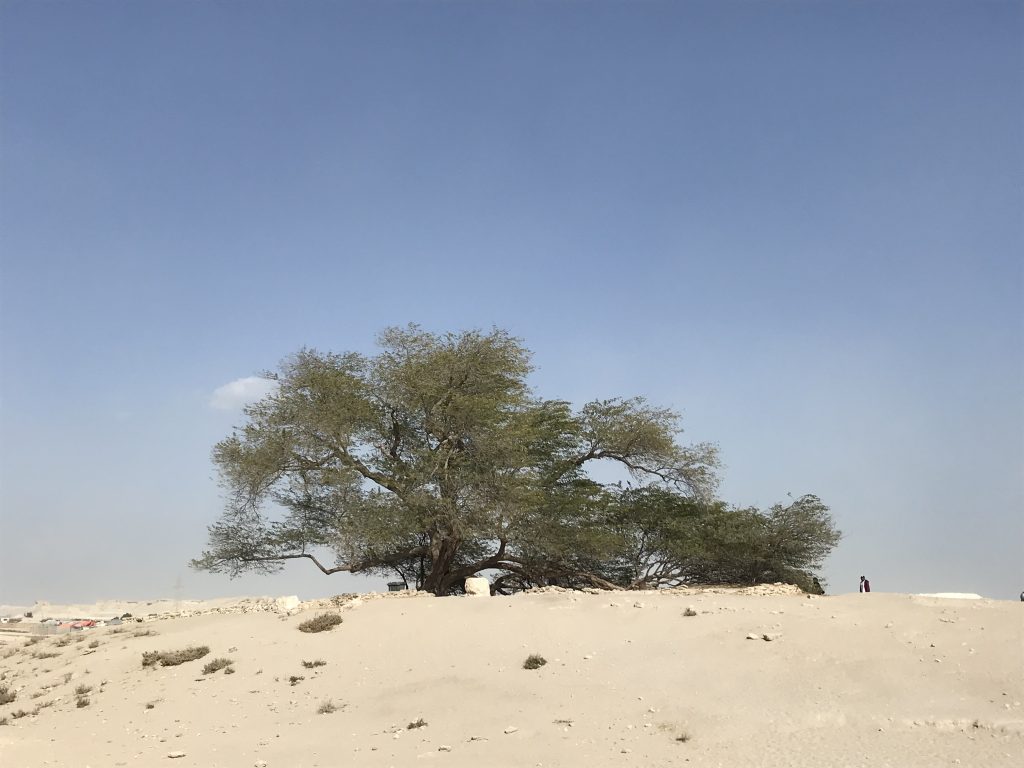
[
  {"left": 141, "top": 646, "right": 210, "bottom": 668},
  {"left": 10, "top": 709, "right": 32, "bottom": 720},
  {"left": 23, "top": 637, "right": 40, "bottom": 646},
  {"left": 88, "top": 640, "right": 100, "bottom": 649},
  {"left": 53, "top": 636, "right": 72, "bottom": 647},
  {"left": 202, "top": 658, "right": 234, "bottom": 675},
  {"left": 0, "top": 716, "right": 7, "bottom": 726},
  {"left": 523, "top": 654, "right": 547, "bottom": 670},
  {"left": 675, "top": 732, "right": 691, "bottom": 743},
  {"left": 74, "top": 684, "right": 92, "bottom": 696},
  {"left": 298, "top": 613, "right": 342, "bottom": 633},
  {"left": 302, "top": 659, "right": 327, "bottom": 669},
  {"left": 288, "top": 675, "right": 305, "bottom": 686},
  {"left": 317, "top": 699, "right": 338, "bottom": 714},
  {"left": 32, "top": 651, "right": 60, "bottom": 659},
  {"left": 132, "top": 629, "right": 157, "bottom": 638},
  {"left": 0, "top": 685, "right": 15, "bottom": 705},
  {"left": 76, "top": 697, "right": 90, "bottom": 708},
  {"left": 407, "top": 717, "right": 428, "bottom": 729},
  {"left": 683, "top": 607, "right": 698, "bottom": 617}
]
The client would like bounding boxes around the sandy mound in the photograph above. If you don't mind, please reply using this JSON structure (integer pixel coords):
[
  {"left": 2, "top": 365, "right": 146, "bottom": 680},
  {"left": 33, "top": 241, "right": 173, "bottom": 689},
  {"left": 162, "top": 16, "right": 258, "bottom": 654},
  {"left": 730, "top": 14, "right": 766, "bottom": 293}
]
[{"left": 1, "top": 590, "right": 1021, "bottom": 767}]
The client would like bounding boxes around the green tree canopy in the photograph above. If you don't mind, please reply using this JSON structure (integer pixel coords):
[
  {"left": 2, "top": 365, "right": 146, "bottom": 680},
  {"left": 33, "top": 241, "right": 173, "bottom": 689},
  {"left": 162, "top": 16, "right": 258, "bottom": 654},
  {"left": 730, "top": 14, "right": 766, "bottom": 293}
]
[{"left": 192, "top": 326, "right": 839, "bottom": 594}]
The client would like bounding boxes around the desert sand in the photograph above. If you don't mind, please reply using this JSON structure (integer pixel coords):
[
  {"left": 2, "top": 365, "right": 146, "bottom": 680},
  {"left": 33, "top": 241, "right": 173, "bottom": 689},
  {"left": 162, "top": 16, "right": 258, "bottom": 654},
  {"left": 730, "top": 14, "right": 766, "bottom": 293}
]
[{"left": 1, "top": 587, "right": 1021, "bottom": 767}]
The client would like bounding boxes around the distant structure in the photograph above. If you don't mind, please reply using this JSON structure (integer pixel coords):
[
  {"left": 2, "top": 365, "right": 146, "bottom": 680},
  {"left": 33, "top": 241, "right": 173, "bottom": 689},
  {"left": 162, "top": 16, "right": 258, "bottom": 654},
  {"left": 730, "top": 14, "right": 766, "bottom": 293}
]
[{"left": 387, "top": 581, "right": 408, "bottom": 592}]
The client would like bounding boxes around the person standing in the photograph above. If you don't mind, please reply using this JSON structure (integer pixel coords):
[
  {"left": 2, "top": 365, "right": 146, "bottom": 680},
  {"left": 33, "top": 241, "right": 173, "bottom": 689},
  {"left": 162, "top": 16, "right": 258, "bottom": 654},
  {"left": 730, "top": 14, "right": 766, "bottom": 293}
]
[{"left": 859, "top": 575, "right": 871, "bottom": 593}]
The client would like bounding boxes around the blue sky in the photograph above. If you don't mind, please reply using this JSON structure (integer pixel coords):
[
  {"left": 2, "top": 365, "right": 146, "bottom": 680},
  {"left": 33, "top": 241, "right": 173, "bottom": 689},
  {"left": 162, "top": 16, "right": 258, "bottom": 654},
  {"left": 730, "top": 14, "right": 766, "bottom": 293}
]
[{"left": 1, "top": 1, "right": 1020, "bottom": 604}]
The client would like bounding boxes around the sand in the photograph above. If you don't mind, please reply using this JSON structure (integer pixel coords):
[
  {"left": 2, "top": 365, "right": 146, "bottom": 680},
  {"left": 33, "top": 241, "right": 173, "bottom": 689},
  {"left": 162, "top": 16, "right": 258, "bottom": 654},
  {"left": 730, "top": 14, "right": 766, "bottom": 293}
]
[{"left": 1, "top": 587, "right": 1022, "bottom": 767}]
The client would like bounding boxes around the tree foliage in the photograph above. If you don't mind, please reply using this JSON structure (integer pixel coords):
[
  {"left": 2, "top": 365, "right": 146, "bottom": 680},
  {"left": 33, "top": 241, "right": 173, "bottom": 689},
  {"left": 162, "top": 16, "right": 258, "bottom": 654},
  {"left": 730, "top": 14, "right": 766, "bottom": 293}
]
[{"left": 192, "top": 326, "right": 839, "bottom": 594}]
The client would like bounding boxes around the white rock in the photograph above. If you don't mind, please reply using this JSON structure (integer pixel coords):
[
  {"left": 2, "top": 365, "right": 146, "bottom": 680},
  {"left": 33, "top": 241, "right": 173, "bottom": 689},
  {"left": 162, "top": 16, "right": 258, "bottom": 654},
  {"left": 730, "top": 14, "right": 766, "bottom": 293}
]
[
  {"left": 274, "top": 596, "right": 299, "bottom": 613},
  {"left": 746, "top": 633, "right": 761, "bottom": 640},
  {"left": 504, "top": 726, "right": 519, "bottom": 734},
  {"left": 167, "top": 753, "right": 186, "bottom": 759},
  {"left": 465, "top": 578, "right": 490, "bottom": 597}
]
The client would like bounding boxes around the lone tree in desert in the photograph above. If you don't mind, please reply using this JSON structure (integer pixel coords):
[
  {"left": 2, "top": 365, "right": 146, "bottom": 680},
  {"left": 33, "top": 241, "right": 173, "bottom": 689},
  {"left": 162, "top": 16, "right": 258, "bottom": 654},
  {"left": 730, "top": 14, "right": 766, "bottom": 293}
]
[{"left": 192, "top": 325, "right": 839, "bottom": 594}]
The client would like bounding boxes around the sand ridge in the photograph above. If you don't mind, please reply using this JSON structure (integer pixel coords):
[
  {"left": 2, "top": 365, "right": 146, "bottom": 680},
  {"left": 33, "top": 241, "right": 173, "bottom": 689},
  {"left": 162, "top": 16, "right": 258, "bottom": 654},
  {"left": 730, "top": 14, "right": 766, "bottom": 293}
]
[{"left": 1, "top": 588, "right": 1022, "bottom": 767}]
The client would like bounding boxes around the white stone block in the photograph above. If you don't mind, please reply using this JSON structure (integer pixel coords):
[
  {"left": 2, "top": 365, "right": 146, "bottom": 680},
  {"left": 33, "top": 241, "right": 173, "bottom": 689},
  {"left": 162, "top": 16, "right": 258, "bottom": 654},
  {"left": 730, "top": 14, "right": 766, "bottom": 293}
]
[{"left": 464, "top": 577, "right": 490, "bottom": 597}]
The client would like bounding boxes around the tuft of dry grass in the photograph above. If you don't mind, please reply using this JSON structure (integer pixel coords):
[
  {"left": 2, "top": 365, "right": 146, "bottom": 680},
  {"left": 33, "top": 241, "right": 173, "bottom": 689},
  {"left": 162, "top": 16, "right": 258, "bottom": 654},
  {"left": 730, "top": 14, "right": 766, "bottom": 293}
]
[
  {"left": 317, "top": 699, "right": 338, "bottom": 714},
  {"left": 675, "top": 732, "right": 691, "bottom": 743},
  {"left": 523, "top": 654, "right": 547, "bottom": 670},
  {"left": 76, "top": 697, "right": 90, "bottom": 708},
  {"left": 141, "top": 646, "right": 210, "bottom": 668},
  {"left": 302, "top": 659, "right": 327, "bottom": 669},
  {"left": 74, "top": 684, "right": 93, "bottom": 696},
  {"left": 407, "top": 717, "right": 428, "bottom": 729},
  {"left": 298, "top": 613, "right": 343, "bottom": 633},
  {"left": 0, "top": 685, "right": 15, "bottom": 705},
  {"left": 288, "top": 675, "right": 304, "bottom": 686},
  {"left": 32, "top": 651, "right": 60, "bottom": 659},
  {"left": 88, "top": 640, "right": 100, "bottom": 649},
  {"left": 683, "top": 607, "right": 698, "bottom": 617}
]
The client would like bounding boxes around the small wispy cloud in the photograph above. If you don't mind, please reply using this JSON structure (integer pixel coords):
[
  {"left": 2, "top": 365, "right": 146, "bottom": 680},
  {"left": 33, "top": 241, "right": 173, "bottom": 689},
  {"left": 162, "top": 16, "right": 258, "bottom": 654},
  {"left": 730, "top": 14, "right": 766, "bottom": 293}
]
[{"left": 209, "top": 376, "right": 278, "bottom": 410}]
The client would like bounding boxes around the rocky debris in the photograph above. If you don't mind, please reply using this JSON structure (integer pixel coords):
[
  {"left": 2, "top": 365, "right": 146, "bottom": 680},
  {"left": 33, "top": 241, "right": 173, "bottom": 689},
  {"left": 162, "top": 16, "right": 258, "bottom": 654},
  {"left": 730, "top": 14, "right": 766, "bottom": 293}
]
[
  {"left": 504, "top": 726, "right": 519, "bottom": 734},
  {"left": 166, "top": 751, "right": 186, "bottom": 759},
  {"left": 747, "top": 632, "right": 782, "bottom": 641}
]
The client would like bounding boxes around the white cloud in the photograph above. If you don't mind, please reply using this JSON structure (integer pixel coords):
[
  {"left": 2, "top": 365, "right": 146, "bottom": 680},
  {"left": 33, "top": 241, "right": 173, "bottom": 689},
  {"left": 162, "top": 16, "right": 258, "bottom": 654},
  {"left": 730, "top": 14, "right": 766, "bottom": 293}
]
[{"left": 209, "top": 376, "right": 278, "bottom": 410}]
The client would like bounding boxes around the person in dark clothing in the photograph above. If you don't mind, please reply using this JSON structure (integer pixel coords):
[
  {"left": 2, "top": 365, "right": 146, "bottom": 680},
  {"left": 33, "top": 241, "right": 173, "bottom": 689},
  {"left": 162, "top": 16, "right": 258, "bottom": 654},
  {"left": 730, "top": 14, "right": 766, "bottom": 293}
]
[
  {"left": 859, "top": 576, "right": 871, "bottom": 593},
  {"left": 811, "top": 577, "right": 824, "bottom": 595}
]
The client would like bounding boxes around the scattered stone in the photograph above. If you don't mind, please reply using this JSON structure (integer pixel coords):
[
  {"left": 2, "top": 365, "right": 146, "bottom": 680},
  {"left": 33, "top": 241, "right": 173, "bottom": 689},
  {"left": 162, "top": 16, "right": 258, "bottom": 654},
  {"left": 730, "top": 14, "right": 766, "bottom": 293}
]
[
  {"left": 762, "top": 633, "right": 782, "bottom": 642},
  {"left": 746, "top": 633, "right": 761, "bottom": 640},
  {"left": 438, "top": 745, "right": 452, "bottom": 752},
  {"left": 504, "top": 726, "right": 519, "bottom": 734},
  {"left": 166, "top": 752, "right": 186, "bottom": 759},
  {"left": 255, "top": 762, "right": 267, "bottom": 768},
  {"left": 633, "top": 602, "right": 645, "bottom": 609}
]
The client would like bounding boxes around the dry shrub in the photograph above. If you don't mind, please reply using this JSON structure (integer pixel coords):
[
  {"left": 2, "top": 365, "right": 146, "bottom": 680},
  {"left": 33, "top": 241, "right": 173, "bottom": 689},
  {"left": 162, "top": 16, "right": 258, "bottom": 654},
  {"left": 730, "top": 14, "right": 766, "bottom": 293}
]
[
  {"left": 302, "top": 659, "right": 327, "bottom": 669},
  {"left": 76, "top": 697, "right": 90, "bottom": 708},
  {"left": 298, "top": 613, "right": 342, "bottom": 633},
  {"left": 74, "top": 684, "right": 92, "bottom": 696},
  {"left": 141, "top": 646, "right": 210, "bottom": 668},
  {"left": 407, "top": 717, "right": 428, "bottom": 729},
  {"left": 523, "top": 654, "right": 547, "bottom": 670},
  {"left": 0, "top": 685, "right": 15, "bottom": 705},
  {"left": 317, "top": 699, "right": 338, "bottom": 714},
  {"left": 202, "top": 658, "right": 234, "bottom": 675}
]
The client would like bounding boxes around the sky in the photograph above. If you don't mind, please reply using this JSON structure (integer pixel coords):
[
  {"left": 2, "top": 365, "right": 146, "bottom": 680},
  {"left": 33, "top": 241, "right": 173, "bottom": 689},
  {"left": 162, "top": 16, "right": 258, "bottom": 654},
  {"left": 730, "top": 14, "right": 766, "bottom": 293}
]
[{"left": 1, "top": 0, "right": 1021, "bottom": 605}]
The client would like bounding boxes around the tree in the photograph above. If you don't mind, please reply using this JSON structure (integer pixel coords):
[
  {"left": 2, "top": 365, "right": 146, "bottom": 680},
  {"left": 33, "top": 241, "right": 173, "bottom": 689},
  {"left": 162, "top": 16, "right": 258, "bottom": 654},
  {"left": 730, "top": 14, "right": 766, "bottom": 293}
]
[
  {"left": 192, "top": 326, "right": 721, "bottom": 594},
  {"left": 593, "top": 491, "right": 841, "bottom": 591}
]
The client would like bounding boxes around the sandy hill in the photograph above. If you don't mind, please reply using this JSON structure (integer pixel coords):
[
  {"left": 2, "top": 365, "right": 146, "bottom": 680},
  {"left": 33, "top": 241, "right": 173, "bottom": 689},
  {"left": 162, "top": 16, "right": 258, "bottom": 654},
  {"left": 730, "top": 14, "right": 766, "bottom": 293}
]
[{"left": 1, "top": 588, "right": 1021, "bottom": 767}]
